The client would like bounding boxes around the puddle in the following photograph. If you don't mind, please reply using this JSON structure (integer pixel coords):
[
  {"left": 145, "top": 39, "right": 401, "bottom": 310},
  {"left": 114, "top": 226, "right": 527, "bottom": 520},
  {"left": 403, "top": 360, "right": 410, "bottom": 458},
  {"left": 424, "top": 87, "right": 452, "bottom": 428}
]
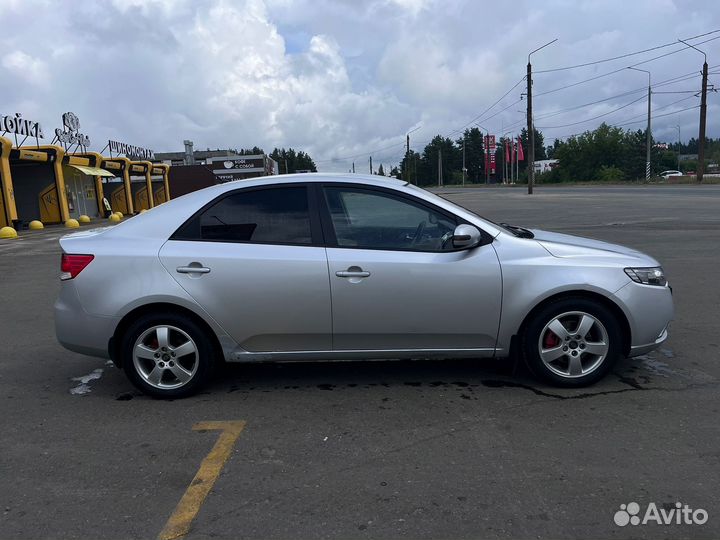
[
  {"left": 638, "top": 355, "right": 675, "bottom": 378},
  {"left": 69, "top": 368, "right": 104, "bottom": 395}
]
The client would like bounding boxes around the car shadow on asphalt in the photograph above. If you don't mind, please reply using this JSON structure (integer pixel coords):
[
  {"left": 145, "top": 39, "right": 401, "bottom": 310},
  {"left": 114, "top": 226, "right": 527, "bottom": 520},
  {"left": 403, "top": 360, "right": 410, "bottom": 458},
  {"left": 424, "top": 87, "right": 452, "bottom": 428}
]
[{"left": 107, "top": 354, "right": 691, "bottom": 402}]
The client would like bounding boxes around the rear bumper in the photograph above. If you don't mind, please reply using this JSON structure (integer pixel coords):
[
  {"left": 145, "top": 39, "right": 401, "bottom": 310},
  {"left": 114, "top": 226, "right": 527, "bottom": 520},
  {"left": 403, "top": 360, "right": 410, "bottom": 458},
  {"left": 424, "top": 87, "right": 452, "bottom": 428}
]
[{"left": 54, "top": 281, "right": 119, "bottom": 359}]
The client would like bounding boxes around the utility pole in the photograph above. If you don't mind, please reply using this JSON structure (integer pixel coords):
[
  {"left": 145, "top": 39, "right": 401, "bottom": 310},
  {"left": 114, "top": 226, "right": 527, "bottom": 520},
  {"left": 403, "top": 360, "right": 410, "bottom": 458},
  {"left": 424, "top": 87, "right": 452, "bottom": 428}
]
[
  {"left": 679, "top": 39, "right": 708, "bottom": 183},
  {"left": 527, "top": 62, "right": 534, "bottom": 193},
  {"left": 675, "top": 125, "right": 681, "bottom": 171},
  {"left": 628, "top": 67, "right": 652, "bottom": 179},
  {"left": 405, "top": 126, "right": 420, "bottom": 184},
  {"left": 437, "top": 147, "right": 443, "bottom": 187},
  {"left": 527, "top": 39, "right": 557, "bottom": 195},
  {"left": 699, "top": 60, "right": 708, "bottom": 183},
  {"left": 462, "top": 137, "right": 466, "bottom": 186},
  {"left": 285, "top": 159, "right": 288, "bottom": 175},
  {"left": 510, "top": 139, "right": 514, "bottom": 184},
  {"left": 352, "top": 161, "right": 355, "bottom": 173},
  {"left": 406, "top": 134, "right": 410, "bottom": 183},
  {"left": 485, "top": 134, "right": 490, "bottom": 185},
  {"left": 369, "top": 156, "right": 373, "bottom": 174},
  {"left": 504, "top": 140, "right": 508, "bottom": 184},
  {"left": 647, "top": 81, "right": 652, "bottom": 180}
]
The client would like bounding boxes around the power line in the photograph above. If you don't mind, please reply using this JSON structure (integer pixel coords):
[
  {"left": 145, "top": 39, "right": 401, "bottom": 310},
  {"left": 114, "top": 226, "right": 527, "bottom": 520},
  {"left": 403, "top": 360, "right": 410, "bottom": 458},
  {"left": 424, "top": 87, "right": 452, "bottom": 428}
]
[
  {"left": 536, "top": 95, "right": 647, "bottom": 129},
  {"left": 522, "top": 68, "right": 713, "bottom": 131},
  {"left": 613, "top": 95, "right": 698, "bottom": 123},
  {"left": 315, "top": 76, "right": 528, "bottom": 166},
  {"left": 535, "top": 35, "right": 720, "bottom": 98},
  {"left": 535, "top": 29, "right": 720, "bottom": 73},
  {"left": 613, "top": 104, "right": 700, "bottom": 127},
  {"left": 552, "top": 103, "right": 700, "bottom": 139},
  {"left": 446, "top": 76, "right": 526, "bottom": 137}
]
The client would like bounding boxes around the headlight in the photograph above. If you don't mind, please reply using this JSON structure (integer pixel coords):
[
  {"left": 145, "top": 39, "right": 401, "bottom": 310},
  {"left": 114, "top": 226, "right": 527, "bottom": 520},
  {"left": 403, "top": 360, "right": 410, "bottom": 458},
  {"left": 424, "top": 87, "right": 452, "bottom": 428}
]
[{"left": 624, "top": 267, "right": 667, "bottom": 286}]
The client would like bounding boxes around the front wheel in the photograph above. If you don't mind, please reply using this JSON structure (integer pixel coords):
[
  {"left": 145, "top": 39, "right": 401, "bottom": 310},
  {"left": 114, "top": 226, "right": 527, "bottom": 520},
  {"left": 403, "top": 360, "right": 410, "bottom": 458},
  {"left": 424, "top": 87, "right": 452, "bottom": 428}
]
[
  {"left": 121, "top": 312, "right": 216, "bottom": 398},
  {"left": 522, "top": 298, "right": 623, "bottom": 387}
]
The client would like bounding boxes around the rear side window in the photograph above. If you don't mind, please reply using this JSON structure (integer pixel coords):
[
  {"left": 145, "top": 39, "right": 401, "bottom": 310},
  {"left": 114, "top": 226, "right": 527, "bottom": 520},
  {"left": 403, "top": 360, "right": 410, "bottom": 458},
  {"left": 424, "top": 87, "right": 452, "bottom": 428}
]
[{"left": 174, "top": 186, "right": 312, "bottom": 245}]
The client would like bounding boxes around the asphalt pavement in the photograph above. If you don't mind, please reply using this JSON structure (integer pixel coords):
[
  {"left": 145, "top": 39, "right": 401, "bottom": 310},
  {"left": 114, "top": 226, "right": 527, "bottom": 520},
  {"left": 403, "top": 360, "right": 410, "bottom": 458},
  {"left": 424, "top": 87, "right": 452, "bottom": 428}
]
[{"left": 1, "top": 184, "right": 719, "bottom": 539}]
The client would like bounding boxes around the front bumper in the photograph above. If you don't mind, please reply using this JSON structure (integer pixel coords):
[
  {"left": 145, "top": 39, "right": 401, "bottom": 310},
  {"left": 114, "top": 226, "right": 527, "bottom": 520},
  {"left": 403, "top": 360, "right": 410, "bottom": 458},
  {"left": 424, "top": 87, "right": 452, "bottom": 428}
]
[
  {"left": 612, "top": 281, "right": 674, "bottom": 358},
  {"left": 629, "top": 327, "right": 669, "bottom": 357}
]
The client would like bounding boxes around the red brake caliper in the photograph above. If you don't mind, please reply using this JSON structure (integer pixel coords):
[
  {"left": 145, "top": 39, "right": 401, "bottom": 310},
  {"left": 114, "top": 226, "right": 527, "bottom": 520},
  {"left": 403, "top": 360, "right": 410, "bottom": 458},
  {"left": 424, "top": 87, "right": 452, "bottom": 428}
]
[{"left": 543, "top": 331, "right": 560, "bottom": 349}]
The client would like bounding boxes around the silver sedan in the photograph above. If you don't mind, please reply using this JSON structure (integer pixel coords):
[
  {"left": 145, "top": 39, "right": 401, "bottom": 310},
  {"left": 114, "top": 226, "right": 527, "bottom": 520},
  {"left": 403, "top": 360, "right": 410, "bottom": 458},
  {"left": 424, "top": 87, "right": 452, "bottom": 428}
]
[{"left": 54, "top": 174, "right": 673, "bottom": 398}]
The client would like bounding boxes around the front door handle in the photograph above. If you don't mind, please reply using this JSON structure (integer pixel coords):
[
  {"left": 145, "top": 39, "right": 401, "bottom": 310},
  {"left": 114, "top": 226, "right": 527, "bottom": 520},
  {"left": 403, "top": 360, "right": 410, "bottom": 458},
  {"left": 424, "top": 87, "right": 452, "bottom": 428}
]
[
  {"left": 176, "top": 265, "right": 211, "bottom": 274},
  {"left": 336, "top": 266, "right": 370, "bottom": 278}
]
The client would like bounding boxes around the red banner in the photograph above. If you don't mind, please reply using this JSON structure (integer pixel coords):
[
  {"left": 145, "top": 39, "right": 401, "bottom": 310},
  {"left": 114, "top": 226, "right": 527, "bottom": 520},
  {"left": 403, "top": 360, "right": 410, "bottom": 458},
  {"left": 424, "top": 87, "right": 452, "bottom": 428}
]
[{"left": 484, "top": 135, "right": 496, "bottom": 175}]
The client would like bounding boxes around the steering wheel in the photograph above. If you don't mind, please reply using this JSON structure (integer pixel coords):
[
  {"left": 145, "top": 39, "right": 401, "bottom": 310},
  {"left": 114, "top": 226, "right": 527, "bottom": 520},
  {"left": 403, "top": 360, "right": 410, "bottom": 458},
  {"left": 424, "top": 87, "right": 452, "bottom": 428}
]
[
  {"left": 440, "top": 231, "right": 454, "bottom": 248},
  {"left": 411, "top": 221, "right": 427, "bottom": 246}
]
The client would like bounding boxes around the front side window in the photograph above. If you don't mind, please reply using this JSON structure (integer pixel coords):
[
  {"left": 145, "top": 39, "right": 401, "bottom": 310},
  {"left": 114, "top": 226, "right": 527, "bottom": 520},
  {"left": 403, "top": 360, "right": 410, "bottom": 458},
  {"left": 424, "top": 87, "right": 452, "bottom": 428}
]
[
  {"left": 323, "top": 187, "right": 457, "bottom": 251},
  {"left": 175, "top": 186, "right": 312, "bottom": 244}
]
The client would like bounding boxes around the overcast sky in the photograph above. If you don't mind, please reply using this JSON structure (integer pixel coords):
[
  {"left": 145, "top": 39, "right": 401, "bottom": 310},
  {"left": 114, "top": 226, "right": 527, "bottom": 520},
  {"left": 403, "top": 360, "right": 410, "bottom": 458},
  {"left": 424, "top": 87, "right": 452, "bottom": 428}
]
[{"left": 1, "top": 0, "right": 718, "bottom": 172}]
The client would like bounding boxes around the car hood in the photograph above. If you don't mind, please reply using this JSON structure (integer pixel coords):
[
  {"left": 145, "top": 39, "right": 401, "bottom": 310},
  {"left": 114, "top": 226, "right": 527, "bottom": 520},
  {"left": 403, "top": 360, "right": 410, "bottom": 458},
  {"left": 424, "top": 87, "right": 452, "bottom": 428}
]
[{"left": 531, "top": 229, "right": 659, "bottom": 265}]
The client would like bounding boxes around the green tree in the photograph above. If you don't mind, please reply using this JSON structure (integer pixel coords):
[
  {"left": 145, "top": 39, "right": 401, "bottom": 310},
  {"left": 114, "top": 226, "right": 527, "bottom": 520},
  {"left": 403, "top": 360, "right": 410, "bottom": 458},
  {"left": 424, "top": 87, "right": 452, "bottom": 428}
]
[
  {"left": 456, "top": 127, "right": 485, "bottom": 183},
  {"left": 377, "top": 163, "right": 385, "bottom": 176},
  {"left": 399, "top": 149, "right": 422, "bottom": 184},
  {"left": 418, "top": 135, "right": 460, "bottom": 186},
  {"left": 270, "top": 148, "right": 317, "bottom": 173},
  {"left": 234, "top": 146, "right": 264, "bottom": 155},
  {"left": 517, "top": 128, "right": 546, "bottom": 175}
]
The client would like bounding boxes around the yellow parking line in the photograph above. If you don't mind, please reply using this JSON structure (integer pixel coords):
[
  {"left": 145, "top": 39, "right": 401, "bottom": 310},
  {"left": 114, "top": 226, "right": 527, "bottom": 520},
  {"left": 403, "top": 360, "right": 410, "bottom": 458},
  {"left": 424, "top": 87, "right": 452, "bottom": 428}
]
[{"left": 158, "top": 421, "right": 247, "bottom": 540}]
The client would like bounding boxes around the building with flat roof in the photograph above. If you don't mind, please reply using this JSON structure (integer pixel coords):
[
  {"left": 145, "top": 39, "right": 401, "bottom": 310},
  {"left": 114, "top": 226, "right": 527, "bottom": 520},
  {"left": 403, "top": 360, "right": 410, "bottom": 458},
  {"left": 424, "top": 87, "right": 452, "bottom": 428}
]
[{"left": 154, "top": 140, "right": 278, "bottom": 197}]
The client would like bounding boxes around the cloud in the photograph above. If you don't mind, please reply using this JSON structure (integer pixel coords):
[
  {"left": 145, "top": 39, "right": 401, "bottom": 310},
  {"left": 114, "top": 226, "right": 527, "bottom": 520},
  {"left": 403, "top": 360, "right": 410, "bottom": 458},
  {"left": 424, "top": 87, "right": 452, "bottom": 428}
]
[
  {"left": 2, "top": 50, "right": 49, "bottom": 88},
  {"left": 0, "top": 0, "right": 717, "bottom": 172}
]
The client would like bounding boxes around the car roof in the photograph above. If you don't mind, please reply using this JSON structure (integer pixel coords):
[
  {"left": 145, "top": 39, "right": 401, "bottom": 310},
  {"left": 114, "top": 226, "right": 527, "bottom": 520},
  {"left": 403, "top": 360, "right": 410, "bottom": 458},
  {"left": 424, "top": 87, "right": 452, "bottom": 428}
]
[{"left": 226, "top": 172, "right": 407, "bottom": 187}]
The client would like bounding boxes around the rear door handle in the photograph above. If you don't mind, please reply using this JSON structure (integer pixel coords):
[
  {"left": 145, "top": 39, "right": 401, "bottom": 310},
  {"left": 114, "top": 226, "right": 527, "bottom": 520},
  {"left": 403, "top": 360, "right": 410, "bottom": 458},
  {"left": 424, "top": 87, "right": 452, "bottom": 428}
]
[{"left": 176, "top": 266, "right": 211, "bottom": 274}]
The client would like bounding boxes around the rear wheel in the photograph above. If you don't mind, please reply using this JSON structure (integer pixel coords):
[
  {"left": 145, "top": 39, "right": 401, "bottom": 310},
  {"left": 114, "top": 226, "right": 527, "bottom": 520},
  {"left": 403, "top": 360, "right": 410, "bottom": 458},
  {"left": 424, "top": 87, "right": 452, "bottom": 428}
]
[
  {"left": 522, "top": 298, "right": 623, "bottom": 387},
  {"left": 121, "top": 312, "right": 216, "bottom": 398}
]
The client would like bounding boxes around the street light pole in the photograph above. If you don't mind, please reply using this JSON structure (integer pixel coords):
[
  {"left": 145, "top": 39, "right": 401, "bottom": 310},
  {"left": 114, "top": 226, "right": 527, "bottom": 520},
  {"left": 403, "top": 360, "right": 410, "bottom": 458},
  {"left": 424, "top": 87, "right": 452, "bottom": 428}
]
[
  {"left": 501, "top": 131, "right": 512, "bottom": 185},
  {"left": 437, "top": 146, "right": 443, "bottom": 187},
  {"left": 628, "top": 67, "right": 652, "bottom": 180},
  {"left": 678, "top": 39, "right": 708, "bottom": 183},
  {"left": 405, "top": 125, "right": 421, "bottom": 184},
  {"left": 527, "top": 38, "right": 558, "bottom": 195},
  {"left": 462, "top": 137, "right": 466, "bottom": 186}
]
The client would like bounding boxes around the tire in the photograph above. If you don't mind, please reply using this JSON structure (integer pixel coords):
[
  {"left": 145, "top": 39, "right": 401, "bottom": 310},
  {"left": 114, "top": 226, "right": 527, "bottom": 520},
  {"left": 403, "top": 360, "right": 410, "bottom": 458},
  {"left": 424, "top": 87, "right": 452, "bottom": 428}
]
[
  {"left": 521, "top": 297, "right": 623, "bottom": 387},
  {"left": 121, "top": 312, "right": 216, "bottom": 398}
]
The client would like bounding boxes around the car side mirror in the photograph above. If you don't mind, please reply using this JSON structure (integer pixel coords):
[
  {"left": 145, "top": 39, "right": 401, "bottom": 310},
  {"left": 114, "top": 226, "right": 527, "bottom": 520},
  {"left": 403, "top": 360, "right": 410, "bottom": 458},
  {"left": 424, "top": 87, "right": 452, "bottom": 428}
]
[{"left": 452, "top": 224, "right": 482, "bottom": 249}]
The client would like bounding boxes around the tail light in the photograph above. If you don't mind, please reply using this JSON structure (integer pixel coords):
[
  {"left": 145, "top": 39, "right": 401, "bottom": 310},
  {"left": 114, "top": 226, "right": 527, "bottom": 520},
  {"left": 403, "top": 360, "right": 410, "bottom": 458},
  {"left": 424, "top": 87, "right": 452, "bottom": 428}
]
[{"left": 61, "top": 254, "right": 94, "bottom": 280}]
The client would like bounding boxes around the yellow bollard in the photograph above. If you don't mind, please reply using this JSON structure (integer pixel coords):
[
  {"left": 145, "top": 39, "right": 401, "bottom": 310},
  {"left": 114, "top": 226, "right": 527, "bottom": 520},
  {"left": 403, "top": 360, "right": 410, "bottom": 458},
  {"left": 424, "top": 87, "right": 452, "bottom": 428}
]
[
  {"left": 65, "top": 219, "right": 80, "bottom": 229},
  {"left": 78, "top": 215, "right": 91, "bottom": 224},
  {"left": 0, "top": 226, "right": 18, "bottom": 239},
  {"left": 109, "top": 213, "right": 121, "bottom": 223},
  {"left": 29, "top": 220, "right": 44, "bottom": 230}
]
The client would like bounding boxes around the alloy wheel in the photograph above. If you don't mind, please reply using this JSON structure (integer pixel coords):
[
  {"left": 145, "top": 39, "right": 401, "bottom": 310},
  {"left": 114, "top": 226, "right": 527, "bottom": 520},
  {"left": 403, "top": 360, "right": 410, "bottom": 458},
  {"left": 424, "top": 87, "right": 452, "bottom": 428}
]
[
  {"left": 537, "top": 311, "right": 609, "bottom": 378},
  {"left": 132, "top": 325, "right": 199, "bottom": 389}
]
